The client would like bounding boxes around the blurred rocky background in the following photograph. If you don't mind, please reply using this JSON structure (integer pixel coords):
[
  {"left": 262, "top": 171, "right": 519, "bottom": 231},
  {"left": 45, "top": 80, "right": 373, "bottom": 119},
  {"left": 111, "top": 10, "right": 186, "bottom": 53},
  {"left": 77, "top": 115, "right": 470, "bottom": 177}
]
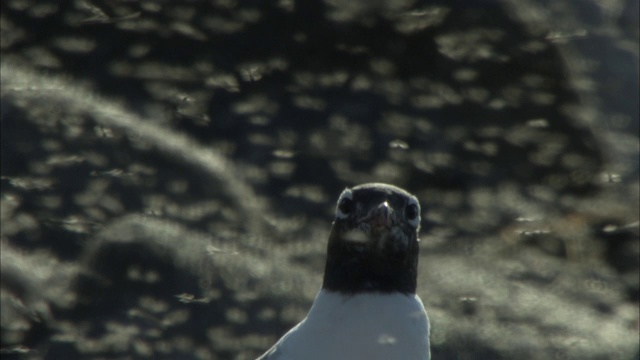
[{"left": 1, "top": 0, "right": 638, "bottom": 359}]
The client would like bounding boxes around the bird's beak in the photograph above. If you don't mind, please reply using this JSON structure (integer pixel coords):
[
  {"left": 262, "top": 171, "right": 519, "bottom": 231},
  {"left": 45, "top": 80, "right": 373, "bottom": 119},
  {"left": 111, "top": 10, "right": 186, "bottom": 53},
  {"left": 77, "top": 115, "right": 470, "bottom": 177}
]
[
  {"left": 340, "top": 201, "right": 397, "bottom": 244},
  {"left": 370, "top": 201, "right": 394, "bottom": 231}
]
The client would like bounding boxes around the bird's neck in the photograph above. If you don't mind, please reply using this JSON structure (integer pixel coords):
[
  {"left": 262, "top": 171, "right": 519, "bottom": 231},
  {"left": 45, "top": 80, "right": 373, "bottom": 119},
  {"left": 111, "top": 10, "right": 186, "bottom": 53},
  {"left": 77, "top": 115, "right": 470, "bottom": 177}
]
[{"left": 322, "top": 246, "right": 418, "bottom": 294}]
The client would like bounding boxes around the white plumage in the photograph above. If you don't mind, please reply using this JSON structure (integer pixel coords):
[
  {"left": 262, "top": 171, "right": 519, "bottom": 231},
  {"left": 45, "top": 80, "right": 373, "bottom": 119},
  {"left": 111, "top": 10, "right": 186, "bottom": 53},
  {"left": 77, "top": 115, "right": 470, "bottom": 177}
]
[{"left": 260, "top": 290, "right": 430, "bottom": 360}]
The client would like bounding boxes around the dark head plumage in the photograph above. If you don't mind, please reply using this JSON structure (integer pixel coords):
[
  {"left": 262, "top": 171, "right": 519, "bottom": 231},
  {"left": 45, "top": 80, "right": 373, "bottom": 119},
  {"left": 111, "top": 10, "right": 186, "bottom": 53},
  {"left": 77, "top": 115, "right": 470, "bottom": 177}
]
[{"left": 322, "top": 183, "right": 422, "bottom": 294}]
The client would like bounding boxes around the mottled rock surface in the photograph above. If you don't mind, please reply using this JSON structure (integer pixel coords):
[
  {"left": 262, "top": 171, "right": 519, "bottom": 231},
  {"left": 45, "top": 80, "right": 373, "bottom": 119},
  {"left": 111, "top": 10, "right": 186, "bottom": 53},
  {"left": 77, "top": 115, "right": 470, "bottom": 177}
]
[{"left": 1, "top": 1, "right": 638, "bottom": 359}]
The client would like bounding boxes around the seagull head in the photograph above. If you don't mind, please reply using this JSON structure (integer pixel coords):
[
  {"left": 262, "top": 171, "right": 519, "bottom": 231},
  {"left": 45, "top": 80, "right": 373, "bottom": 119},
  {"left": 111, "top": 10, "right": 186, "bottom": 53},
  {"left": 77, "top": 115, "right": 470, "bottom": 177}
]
[{"left": 323, "top": 183, "right": 422, "bottom": 294}]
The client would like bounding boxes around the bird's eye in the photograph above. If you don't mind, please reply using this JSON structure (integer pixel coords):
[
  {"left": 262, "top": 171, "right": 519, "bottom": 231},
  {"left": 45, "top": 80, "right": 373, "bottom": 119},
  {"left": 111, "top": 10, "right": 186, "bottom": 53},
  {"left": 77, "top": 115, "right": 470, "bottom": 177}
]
[
  {"left": 338, "top": 198, "right": 354, "bottom": 216},
  {"left": 406, "top": 203, "right": 418, "bottom": 221}
]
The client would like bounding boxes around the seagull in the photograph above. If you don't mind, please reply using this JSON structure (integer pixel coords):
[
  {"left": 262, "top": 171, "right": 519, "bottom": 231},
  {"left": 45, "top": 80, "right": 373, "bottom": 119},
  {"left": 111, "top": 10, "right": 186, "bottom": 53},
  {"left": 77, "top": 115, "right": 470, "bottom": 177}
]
[{"left": 258, "top": 183, "right": 430, "bottom": 360}]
